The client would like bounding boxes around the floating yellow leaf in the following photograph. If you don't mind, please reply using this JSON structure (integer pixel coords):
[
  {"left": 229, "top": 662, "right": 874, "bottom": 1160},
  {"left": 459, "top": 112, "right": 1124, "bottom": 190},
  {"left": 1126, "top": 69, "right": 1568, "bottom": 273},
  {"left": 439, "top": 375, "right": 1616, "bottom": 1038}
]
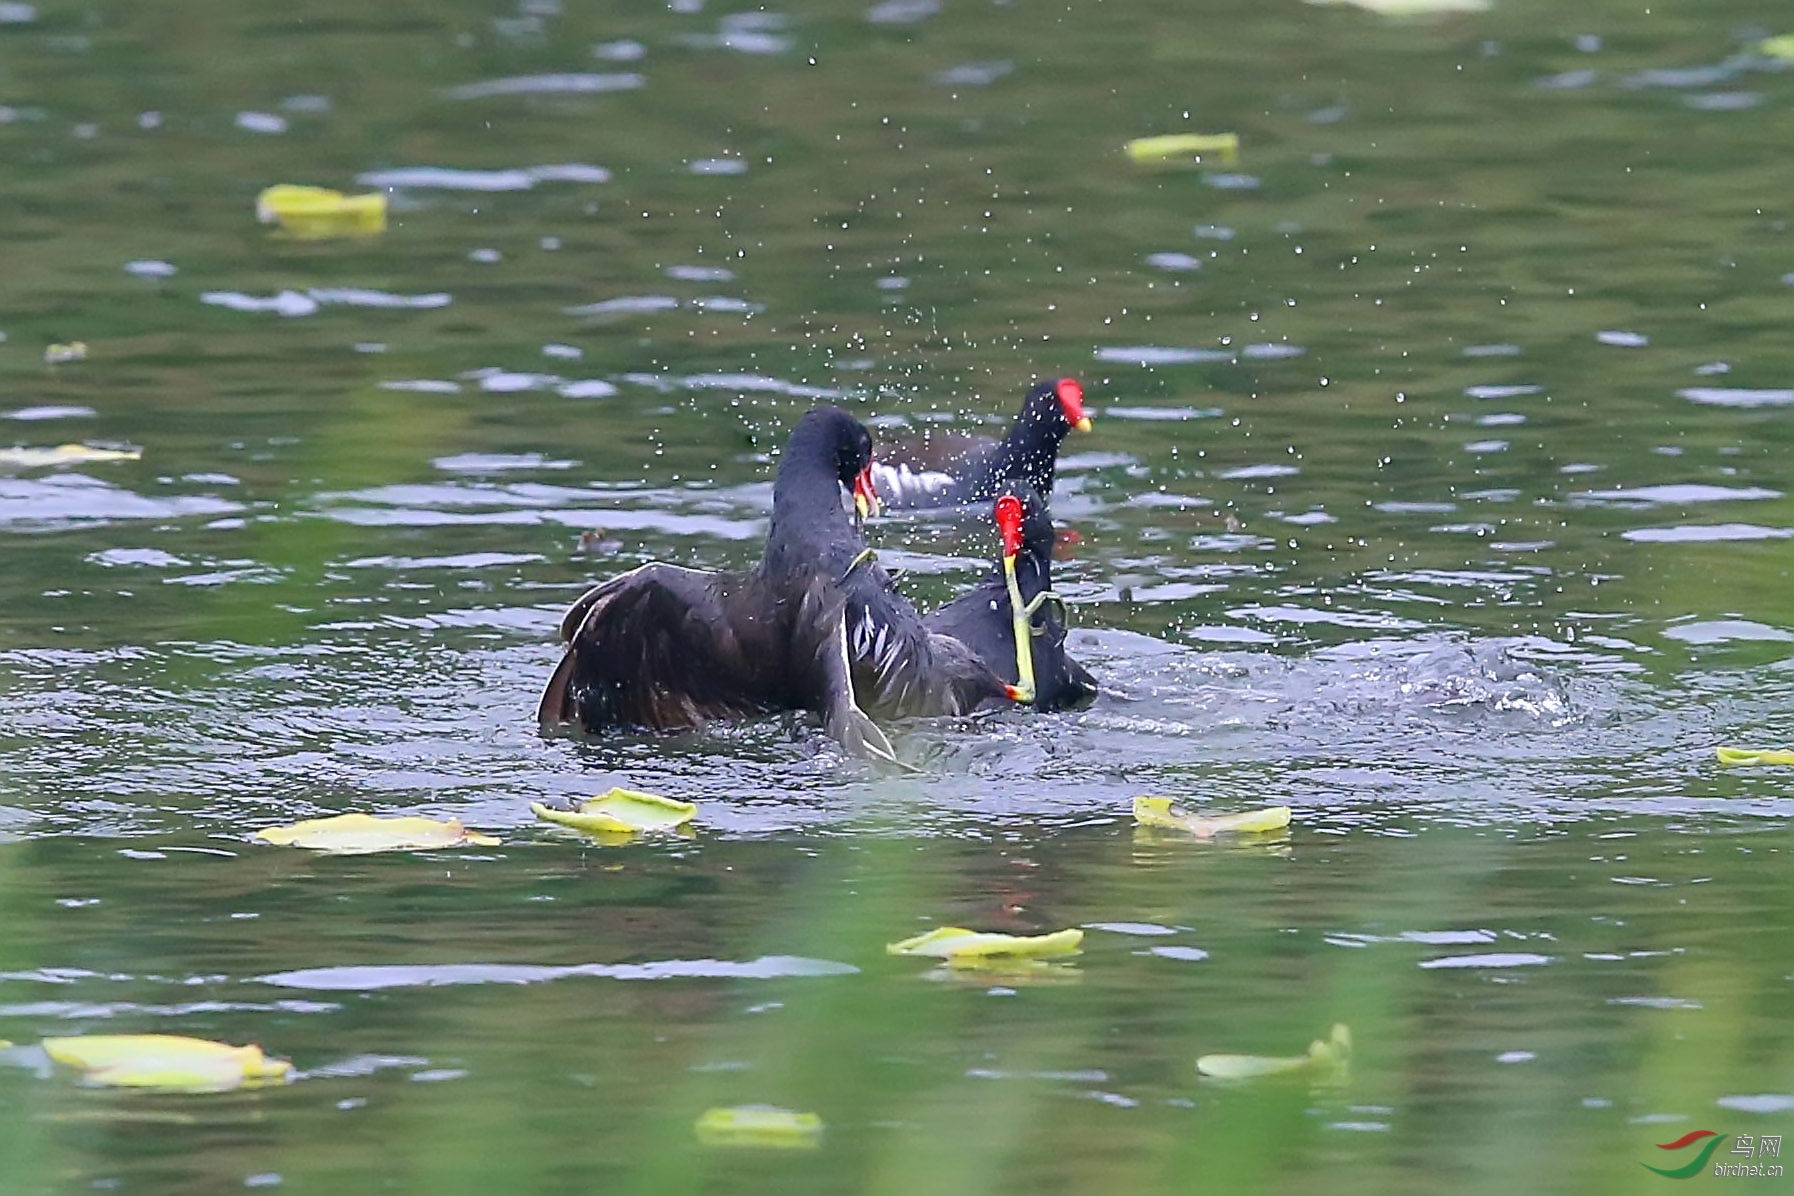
[
  {"left": 1134, "top": 796, "right": 1291, "bottom": 838},
  {"left": 44, "top": 342, "right": 88, "bottom": 365},
  {"left": 886, "top": 926, "right": 1084, "bottom": 964},
  {"left": 1761, "top": 35, "right": 1794, "bottom": 62},
  {"left": 1717, "top": 747, "right": 1794, "bottom": 766},
  {"left": 1197, "top": 1023, "right": 1352, "bottom": 1081},
  {"left": 1306, "top": 0, "right": 1490, "bottom": 13},
  {"left": 530, "top": 788, "right": 696, "bottom": 836},
  {"left": 43, "top": 1034, "right": 293, "bottom": 1092},
  {"left": 256, "top": 184, "right": 388, "bottom": 239},
  {"left": 253, "top": 812, "right": 500, "bottom": 854},
  {"left": 1125, "top": 133, "right": 1240, "bottom": 168},
  {"left": 0, "top": 444, "right": 141, "bottom": 468},
  {"left": 694, "top": 1105, "right": 824, "bottom": 1149}
]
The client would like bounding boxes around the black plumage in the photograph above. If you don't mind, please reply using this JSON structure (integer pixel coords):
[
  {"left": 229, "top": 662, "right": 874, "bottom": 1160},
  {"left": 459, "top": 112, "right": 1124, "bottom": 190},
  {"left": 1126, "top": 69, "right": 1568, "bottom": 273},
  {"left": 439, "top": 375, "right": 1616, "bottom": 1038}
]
[
  {"left": 871, "top": 377, "right": 1092, "bottom": 510},
  {"left": 924, "top": 479, "right": 1097, "bottom": 713}
]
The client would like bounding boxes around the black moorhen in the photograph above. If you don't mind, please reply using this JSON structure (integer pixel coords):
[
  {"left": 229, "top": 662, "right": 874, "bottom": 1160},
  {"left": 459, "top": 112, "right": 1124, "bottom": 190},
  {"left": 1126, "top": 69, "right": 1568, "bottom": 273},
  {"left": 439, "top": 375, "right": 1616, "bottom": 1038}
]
[
  {"left": 924, "top": 479, "right": 1098, "bottom": 713},
  {"left": 871, "top": 377, "right": 1093, "bottom": 510},
  {"left": 537, "top": 405, "right": 1021, "bottom": 761}
]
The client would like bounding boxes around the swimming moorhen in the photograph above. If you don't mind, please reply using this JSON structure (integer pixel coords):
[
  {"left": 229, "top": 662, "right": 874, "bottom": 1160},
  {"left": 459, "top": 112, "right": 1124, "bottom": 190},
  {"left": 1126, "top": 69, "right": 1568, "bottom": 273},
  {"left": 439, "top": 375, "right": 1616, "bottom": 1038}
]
[
  {"left": 871, "top": 377, "right": 1093, "bottom": 510},
  {"left": 924, "top": 479, "right": 1097, "bottom": 712},
  {"left": 537, "top": 405, "right": 1021, "bottom": 761}
]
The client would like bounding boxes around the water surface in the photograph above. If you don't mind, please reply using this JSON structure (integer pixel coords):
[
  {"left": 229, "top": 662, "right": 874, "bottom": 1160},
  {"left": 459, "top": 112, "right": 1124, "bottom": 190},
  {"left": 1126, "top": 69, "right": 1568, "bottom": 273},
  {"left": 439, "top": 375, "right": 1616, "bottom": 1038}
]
[{"left": 3, "top": 1, "right": 1794, "bottom": 1191}]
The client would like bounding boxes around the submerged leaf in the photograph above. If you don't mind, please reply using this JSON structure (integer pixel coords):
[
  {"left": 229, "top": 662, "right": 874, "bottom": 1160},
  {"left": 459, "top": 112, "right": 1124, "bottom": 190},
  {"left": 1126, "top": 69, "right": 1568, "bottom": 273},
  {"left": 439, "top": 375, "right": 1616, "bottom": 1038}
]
[
  {"left": 1133, "top": 796, "right": 1291, "bottom": 838},
  {"left": 43, "top": 1034, "right": 293, "bottom": 1092},
  {"left": 43, "top": 342, "right": 88, "bottom": 365},
  {"left": 918, "top": 957, "right": 1083, "bottom": 986},
  {"left": 256, "top": 184, "right": 388, "bottom": 239},
  {"left": 530, "top": 788, "right": 697, "bottom": 837},
  {"left": 1125, "top": 133, "right": 1240, "bottom": 168},
  {"left": 1762, "top": 35, "right": 1794, "bottom": 62},
  {"left": 1197, "top": 1023, "right": 1352, "bottom": 1081},
  {"left": 886, "top": 926, "right": 1084, "bottom": 963},
  {"left": 694, "top": 1105, "right": 824, "bottom": 1149},
  {"left": 1716, "top": 746, "right": 1794, "bottom": 767},
  {"left": 42, "top": 1109, "right": 204, "bottom": 1126},
  {"left": 0, "top": 444, "right": 141, "bottom": 468},
  {"left": 1306, "top": 0, "right": 1490, "bottom": 13},
  {"left": 253, "top": 812, "right": 500, "bottom": 854}
]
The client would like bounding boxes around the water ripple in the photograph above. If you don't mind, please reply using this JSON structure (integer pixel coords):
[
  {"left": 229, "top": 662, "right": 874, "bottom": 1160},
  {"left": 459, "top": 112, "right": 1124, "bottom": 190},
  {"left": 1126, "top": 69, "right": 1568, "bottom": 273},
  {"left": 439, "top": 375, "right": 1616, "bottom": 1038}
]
[
  {"left": 357, "top": 165, "right": 611, "bottom": 191},
  {"left": 202, "top": 288, "right": 450, "bottom": 316},
  {"left": 257, "top": 955, "right": 859, "bottom": 991},
  {"left": 1622, "top": 524, "right": 1791, "bottom": 543},
  {"left": 1094, "top": 346, "right": 1233, "bottom": 366},
  {"left": 443, "top": 73, "right": 644, "bottom": 100},
  {"left": 1417, "top": 952, "right": 1552, "bottom": 969},
  {"left": 0, "top": 476, "right": 239, "bottom": 528},
  {"left": 1576, "top": 484, "right": 1781, "bottom": 505},
  {"left": 1678, "top": 387, "right": 1794, "bottom": 408}
]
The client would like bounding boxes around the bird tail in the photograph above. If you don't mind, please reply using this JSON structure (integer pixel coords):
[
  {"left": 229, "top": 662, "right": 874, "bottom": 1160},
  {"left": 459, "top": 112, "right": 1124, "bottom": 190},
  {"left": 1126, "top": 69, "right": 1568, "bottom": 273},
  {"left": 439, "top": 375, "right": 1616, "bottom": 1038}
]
[
  {"left": 831, "top": 704, "right": 896, "bottom": 761},
  {"left": 828, "top": 706, "right": 919, "bottom": 772}
]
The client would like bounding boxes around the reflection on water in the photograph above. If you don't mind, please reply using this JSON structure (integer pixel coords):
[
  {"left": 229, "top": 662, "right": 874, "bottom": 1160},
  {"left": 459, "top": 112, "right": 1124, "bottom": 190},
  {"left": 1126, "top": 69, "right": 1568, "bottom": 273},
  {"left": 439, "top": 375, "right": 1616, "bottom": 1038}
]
[{"left": 3, "top": 0, "right": 1794, "bottom": 1190}]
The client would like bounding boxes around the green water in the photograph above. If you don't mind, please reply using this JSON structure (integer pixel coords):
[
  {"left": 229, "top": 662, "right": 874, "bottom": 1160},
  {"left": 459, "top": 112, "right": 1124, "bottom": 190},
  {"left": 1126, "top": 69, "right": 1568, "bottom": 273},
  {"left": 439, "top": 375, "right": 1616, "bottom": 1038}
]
[{"left": 4, "top": 0, "right": 1794, "bottom": 1191}]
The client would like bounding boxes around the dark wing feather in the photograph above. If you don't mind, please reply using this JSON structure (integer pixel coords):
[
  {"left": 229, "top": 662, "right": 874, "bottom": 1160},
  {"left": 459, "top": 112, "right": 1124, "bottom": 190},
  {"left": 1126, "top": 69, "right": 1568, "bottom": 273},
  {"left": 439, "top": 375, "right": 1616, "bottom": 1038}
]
[
  {"left": 1026, "top": 599, "right": 1098, "bottom": 711},
  {"left": 784, "top": 581, "right": 901, "bottom": 763},
  {"left": 1050, "top": 654, "right": 1099, "bottom": 711},
  {"left": 537, "top": 563, "right": 771, "bottom": 733},
  {"left": 843, "top": 564, "right": 1006, "bottom": 718},
  {"left": 537, "top": 649, "right": 582, "bottom": 724},
  {"left": 923, "top": 574, "right": 1099, "bottom": 712},
  {"left": 923, "top": 581, "right": 1009, "bottom": 662}
]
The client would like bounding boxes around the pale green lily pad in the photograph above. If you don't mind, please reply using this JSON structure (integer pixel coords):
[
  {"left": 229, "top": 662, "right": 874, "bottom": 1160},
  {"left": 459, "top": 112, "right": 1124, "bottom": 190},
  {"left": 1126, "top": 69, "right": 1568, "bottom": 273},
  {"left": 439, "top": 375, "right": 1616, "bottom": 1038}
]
[
  {"left": 0, "top": 444, "right": 140, "bottom": 468},
  {"left": 1759, "top": 34, "right": 1794, "bottom": 61},
  {"left": 886, "top": 926, "right": 1084, "bottom": 964},
  {"left": 1125, "top": 133, "right": 1240, "bottom": 168},
  {"left": 43, "top": 1034, "right": 294, "bottom": 1092},
  {"left": 253, "top": 812, "right": 500, "bottom": 854},
  {"left": 1197, "top": 1023, "right": 1352, "bottom": 1081},
  {"left": 1716, "top": 747, "right": 1794, "bottom": 767},
  {"left": 43, "top": 343, "right": 88, "bottom": 365},
  {"left": 694, "top": 1105, "right": 823, "bottom": 1149},
  {"left": 530, "top": 788, "right": 697, "bottom": 837},
  {"left": 1134, "top": 797, "right": 1291, "bottom": 838}
]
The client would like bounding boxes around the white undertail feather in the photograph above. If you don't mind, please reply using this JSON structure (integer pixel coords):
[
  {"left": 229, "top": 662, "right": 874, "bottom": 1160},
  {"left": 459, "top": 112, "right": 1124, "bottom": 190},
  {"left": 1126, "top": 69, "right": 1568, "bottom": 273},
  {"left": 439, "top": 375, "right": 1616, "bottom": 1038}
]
[{"left": 871, "top": 462, "right": 956, "bottom": 506}]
